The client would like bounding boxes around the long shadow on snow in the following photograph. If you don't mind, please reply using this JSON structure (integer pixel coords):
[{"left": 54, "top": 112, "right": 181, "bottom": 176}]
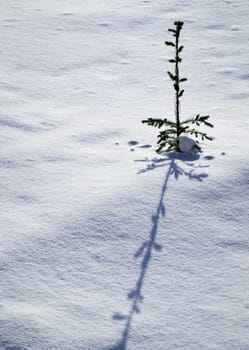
[{"left": 107, "top": 152, "right": 212, "bottom": 350}]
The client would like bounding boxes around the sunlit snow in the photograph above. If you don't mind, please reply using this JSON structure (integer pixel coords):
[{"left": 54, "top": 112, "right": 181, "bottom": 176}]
[{"left": 1, "top": 1, "right": 249, "bottom": 349}]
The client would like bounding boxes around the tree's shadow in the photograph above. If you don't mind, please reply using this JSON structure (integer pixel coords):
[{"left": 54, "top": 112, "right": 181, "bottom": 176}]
[{"left": 107, "top": 152, "right": 213, "bottom": 350}]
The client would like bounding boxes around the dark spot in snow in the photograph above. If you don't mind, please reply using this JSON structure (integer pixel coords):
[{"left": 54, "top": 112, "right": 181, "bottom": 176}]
[
  {"left": 3, "top": 18, "right": 20, "bottom": 23},
  {"left": 120, "top": 60, "right": 130, "bottom": 65},
  {"left": 40, "top": 121, "right": 56, "bottom": 129},
  {"left": 205, "top": 24, "right": 226, "bottom": 30},
  {"left": 238, "top": 73, "right": 249, "bottom": 80},
  {"left": 98, "top": 22, "right": 111, "bottom": 27},
  {"left": 154, "top": 242, "right": 163, "bottom": 251},
  {"left": 128, "top": 140, "right": 139, "bottom": 146},
  {"left": 112, "top": 312, "right": 127, "bottom": 321},
  {"left": 138, "top": 144, "right": 152, "bottom": 148},
  {"left": 204, "top": 155, "right": 215, "bottom": 160},
  {"left": 230, "top": 25, "right": 240, "bottom": 31},
  {"left": 17, "top": 194, "right": 38, "bottom": 204},
  {"left": 229, "top": 92, "right": 249, "bottom": 100}
]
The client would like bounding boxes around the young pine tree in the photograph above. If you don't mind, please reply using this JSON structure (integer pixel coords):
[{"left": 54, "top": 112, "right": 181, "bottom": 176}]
[{"left": 142, "top": 21, "right": 213, "bottom": 153}]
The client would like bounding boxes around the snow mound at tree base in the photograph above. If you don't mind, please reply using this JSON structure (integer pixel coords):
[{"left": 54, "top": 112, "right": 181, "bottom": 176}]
[{"left": 175, "top": 136, "right": 198, "bottom": 153}]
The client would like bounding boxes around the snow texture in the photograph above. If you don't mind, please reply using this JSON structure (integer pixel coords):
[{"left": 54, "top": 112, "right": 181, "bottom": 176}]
[
  {"left": 1, "top": 1, "right": 249, "bottom": 349},
  {"left": 178, "top": 136, "right": 197, "bottom": 152}
]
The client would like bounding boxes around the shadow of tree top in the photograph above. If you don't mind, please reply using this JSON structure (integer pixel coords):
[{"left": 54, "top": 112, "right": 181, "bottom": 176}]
[
  {"left": 136, "top": 152, "right": 213, "bottom": 181},
  {"left": 107, "top": 152, "right": 214, "bottom": 350}
]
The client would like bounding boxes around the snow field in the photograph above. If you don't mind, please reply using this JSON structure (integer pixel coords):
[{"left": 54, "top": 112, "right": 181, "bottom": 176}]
[{"left": 1, "top": 0, "right": 249, "bottom": 349}]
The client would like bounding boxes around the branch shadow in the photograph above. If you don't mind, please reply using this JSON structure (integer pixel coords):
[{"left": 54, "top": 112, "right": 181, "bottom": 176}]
[{"left": 107, "top": 152, "right": 213, "bottom": 350}]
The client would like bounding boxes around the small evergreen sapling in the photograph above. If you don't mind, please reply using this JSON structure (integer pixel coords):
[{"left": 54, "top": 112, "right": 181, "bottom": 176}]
[{"left": 142, "top": 21, "right": 213, "bottom": 153}]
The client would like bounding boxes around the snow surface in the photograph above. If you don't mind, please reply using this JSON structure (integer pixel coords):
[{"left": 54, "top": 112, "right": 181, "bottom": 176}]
[
  {"left": 177, "top": 136, "right": 197, "bottom": 153},
  {"left": 1, "top": 1, "right": 249, "bottom": 349}
]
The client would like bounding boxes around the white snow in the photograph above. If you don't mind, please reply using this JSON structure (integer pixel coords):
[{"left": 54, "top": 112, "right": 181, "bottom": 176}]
[
  {"left": 177, "top": 136, "right": 197, "bottom": 152},
  {"left": 1, "top": 1, "right": 249, "bottom": 349}
]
